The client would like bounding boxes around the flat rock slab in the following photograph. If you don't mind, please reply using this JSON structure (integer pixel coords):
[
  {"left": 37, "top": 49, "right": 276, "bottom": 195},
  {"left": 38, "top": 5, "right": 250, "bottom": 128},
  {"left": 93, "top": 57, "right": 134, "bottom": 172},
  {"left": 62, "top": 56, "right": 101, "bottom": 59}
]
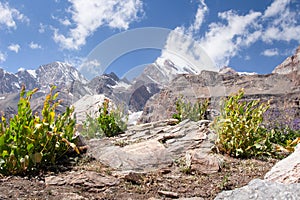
[
  {"left": 87, "top": 119, "right": 219, "bottom": 174},
  {"left": 45, "top": 171, "right": 119, "bottom": 189},
  {"left": 96, "top": 139, "right": 172, "bottom": 172},
  {"left": 215, "top": 179, "right": 300, "bottom": 200}
]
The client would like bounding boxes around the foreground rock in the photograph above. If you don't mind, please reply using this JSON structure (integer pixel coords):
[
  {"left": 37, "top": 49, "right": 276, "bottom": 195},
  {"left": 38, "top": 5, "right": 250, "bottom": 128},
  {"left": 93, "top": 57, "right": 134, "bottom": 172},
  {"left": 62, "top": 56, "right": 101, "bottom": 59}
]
[
  {"left": 215, "top": 179, "right": 300, "bottom": 200},
  {"left": 264, "top": 144, "right": 300, "bottom": 184},
  {"left": 215, "top": 144, "right": 300, "bottom": 199},
  {"left": 87, "top": 119, "right": 221, "bottom": 174}
]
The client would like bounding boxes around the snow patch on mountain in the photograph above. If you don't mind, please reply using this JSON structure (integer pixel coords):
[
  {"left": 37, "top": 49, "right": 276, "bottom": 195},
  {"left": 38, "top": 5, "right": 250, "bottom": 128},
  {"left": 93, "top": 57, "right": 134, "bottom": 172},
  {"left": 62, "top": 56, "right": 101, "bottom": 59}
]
[
  {"left": 111, "top": 81, "right": 131, "bottom": 90},
  {"left": 128, "top": 111, "right": 143, "bottom": 126},
  {"left": 27, "top": 70, "right": 37, "bottom": 78}
]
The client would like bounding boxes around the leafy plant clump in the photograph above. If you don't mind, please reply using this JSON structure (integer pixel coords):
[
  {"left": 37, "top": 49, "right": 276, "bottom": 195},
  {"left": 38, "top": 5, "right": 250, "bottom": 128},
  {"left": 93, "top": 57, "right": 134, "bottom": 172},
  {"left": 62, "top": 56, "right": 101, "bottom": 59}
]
[
  {"left": 172, "top": 96, "right": 210, "bottom": 122},
  {"left": 81, "top": 99, "right": 127, "bottom": 138},
  {"left": 0, "top": 86, "right": 79, "bottom": 175},
  {"left": 81, "top": 112, "right": 103, "bottom": 139},
  {"left": 212, "top": 89, "right": 272, "bottom": 158},
  {"left": 263, "top": 108, "right": 300, "bottom": 153}
]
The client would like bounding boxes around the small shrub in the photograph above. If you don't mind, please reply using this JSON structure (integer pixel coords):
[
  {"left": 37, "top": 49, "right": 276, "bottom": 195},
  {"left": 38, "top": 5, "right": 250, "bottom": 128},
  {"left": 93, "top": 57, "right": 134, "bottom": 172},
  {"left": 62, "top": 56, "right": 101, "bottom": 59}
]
[
  {"left": 81, "top": 99, "right": 127, "bottom": 138},
  {"left": 172, "top": 96, "right": 209, "bottom": 122},
  {"left": 0, "top": 86, "right": 79, "bottom": 175},
  {"left": 212, "top": 89, "right": 272, "bottom": 158},
  {"left": 81, "top": 112, "right": 103, "bottom": 139}
]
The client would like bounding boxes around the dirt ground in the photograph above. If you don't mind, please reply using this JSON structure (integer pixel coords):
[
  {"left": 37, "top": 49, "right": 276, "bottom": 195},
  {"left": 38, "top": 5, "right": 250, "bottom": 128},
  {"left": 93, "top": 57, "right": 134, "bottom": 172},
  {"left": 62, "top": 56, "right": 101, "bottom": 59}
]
[{"left": 0, "top": 155, "right": 278, "bottom": 200}]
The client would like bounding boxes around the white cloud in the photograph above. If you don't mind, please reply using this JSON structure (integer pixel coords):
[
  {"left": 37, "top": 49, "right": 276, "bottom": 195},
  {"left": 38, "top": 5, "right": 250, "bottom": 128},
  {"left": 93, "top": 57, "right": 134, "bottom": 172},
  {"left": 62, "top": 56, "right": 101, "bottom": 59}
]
[
  {"left": 60, "top": 19, "right": 72, "bottom": 26},
  {"left": 0, "top": 52, "right": 6, "bottom": 63},
  {"left": 262, "top": 0, "right": 300, "bottom": 43},
  {"left": 51, "top": 15, "right": 72, "bottom": 26},
  {"left": 164, "top": 0, "right": 300, "bottom": 68},
  {"left": 0, "top": 2, "right": 29, "bottom": 29},
  {"left": 29, "top": 42, "right": 42, "bottom": 49},
  {"left": 39, "top": 23, "right": 46, "bottom": 33},
  {"left": 8, "top": 44, "right": 20, "bottom": 53},
  {"left": 79, "top": 59, "right": 102, "bottom": 79},
  {"left": 189, "top": 0, "right": 208, "bottom": 32},
  {"left": 53, "top": 0, "right": 143, "bottom": 50},
  {"left": 157, "top": 27, "right": 217, "bottom": 73},
  {"left": 261, "top": 48, "right": 279, "bottom": 57},
  {"left": 263, "top": 0, "right": 291, "bottom": 18},
  {"left": 199, "top": 10, "right": 262, "bottom": 67}
]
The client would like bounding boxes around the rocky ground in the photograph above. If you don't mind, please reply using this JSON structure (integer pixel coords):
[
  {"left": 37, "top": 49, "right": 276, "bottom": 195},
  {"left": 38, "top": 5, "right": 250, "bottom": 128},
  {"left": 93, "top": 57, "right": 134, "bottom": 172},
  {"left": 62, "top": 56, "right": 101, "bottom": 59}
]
[
  {"left": 0, "top": 119, "right": 284, "bottom": 200},
  {"left": 0, "top": 155, "right": 277, "bottom": 200}
]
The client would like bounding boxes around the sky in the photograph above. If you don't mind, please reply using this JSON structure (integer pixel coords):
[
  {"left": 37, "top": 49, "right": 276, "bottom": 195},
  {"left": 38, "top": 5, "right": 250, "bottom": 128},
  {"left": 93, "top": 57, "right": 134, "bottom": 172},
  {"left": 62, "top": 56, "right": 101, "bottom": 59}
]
[{"left": 0, "top": 0, "right": 300, "bottom": 79}]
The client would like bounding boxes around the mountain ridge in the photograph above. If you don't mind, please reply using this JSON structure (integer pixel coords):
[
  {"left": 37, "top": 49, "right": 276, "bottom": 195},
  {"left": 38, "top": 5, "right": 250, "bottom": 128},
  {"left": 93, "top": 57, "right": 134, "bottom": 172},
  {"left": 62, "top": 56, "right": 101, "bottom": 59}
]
[{"left": 0, "top": 45, "right": 299, "bottom": 124}]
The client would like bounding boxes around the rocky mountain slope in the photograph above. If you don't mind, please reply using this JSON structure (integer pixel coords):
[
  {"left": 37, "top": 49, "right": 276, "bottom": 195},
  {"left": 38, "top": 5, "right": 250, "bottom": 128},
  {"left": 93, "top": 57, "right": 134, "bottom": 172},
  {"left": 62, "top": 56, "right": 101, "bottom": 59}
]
[
  {"left": 0, "top": 62, "right": 93, "bottom": 118},
  {"left": 139, "top": 46, "right": 300, "bottom": 123},
  {"left": 0, "top": 60, "right": 166, "bottom": 119}
]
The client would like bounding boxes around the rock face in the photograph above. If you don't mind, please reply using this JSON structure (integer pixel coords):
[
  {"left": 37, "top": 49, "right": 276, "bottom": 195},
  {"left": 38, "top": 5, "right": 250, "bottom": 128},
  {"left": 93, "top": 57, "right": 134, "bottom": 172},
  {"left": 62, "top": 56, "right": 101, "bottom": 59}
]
[
  {"left": 264, "top": 144, "right": 300, "bottom": 184},
  {"left": 87, "top": 119, "right": 221, "bottom": 174},
  {"left": 214, "top": 179, "right": 300, "bottom": 200},
  {"left": 273, "top": 46, "right": 300, "bottom": 75},
  {"left": 0, "top": 62, "right": 161, "bottom": 118},
  {"left": 72, "top": 94, "right": 108, "bottom": 124},
  {"left": 0, "top": 68, "right": 20, "bottom": 94},
  {"left": 139, "top": 70, "right": 300, "bottom": 123}
]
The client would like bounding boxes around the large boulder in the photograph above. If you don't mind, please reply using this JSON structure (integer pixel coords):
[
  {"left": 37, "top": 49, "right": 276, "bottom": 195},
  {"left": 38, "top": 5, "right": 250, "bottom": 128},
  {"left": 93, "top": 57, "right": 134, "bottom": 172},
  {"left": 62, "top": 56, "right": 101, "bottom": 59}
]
[
  {"left": 87, "top": 119, "right": 221, "bottom": 174},
  {"left": 215, "top": 179, "right": 300, "bottom": 200},
  {"left": 264, "top": 144, "right": 300, "bottom": 184}
]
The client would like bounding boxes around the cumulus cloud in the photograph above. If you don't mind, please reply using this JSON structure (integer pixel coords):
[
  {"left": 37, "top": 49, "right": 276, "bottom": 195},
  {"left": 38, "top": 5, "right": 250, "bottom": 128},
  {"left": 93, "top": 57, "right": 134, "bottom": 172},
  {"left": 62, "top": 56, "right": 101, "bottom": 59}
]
[
  {"left": 262, "top": 0, "right": 300, "bottom": 43},
  {"left": 53, "top": 0, "right": 143, "bottom": 50},
  {"left": 0, "top": 52, "right": 6, "bottom": 63},
  {"left": 29, "top": 42, "right": 42, "bottom": 49},
  {"left": 0, "top": 2, "right": 29, "bottom": 29},
  {"left": 263, "top": 0, "right": 290, "bottom": 18},
  {"left": 157, "top": 27, "right": 217, "bottom": 73},
  {"left": 8, "top": 44, "right": 20, "bottom": 53},
  {"left": 162, "top": 0, "right": 300, "bottom": 68},
  {"left": 199, "top": 10, "right": 262, "bottom": 67},
  {"left": 261, "top": 48, "right": 279, "bottom": 57}
]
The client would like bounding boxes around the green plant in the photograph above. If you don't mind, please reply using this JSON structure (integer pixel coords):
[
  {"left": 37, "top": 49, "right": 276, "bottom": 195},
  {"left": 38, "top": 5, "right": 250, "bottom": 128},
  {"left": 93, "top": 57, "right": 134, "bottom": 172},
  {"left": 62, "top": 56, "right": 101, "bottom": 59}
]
[
  {"left": 263, "top": 108, "right": 300, "bottom": 154},
  {"left": 212, "top": 89, "right": 272, "bottom": 158},
  {"left": 172, "top": 96, "right": 209, "bottom": 122},
  {"left": 81, "top": 112, "right": 104, "bottom": 139},
  {"left": 219, "top": 173, "right": 230, "bottom": 190},
  {"left": 98, "top": 99, "right": 127, "bottom": 137},
  {"left": 269, "top": 128, "right": 300, "bottom": 154},
  {"left": 81, "top": 99, "right": 127, "bottom": 138},
  {"left": 0, "top": 86, "right": 79, "bottom": 175}
]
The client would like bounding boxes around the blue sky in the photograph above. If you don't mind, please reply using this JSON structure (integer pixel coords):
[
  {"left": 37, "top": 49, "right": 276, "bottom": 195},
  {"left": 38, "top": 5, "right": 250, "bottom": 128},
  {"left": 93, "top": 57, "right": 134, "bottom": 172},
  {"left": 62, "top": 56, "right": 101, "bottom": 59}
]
[{"left": 0, "top": 0, "right": 299, "bottom": 79}]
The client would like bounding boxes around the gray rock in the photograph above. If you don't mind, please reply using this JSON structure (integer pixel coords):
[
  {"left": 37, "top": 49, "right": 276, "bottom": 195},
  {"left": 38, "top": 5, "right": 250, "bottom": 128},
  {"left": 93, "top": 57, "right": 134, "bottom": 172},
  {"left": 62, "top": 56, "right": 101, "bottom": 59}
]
[
  {"left": 215, "top": 179, "right": 300, "bottom": 200},
  {"left": 264, "top": 144, "right": 300, "bottom": 184},
  {"left": 87, "top": 119, "right": 220, "bottom": 174},
  {"left": 73, "top": 94, "right": 108, "bottom": 124},
  {"left": 88, "top": 139, "right": 172, "bottom": 173}
]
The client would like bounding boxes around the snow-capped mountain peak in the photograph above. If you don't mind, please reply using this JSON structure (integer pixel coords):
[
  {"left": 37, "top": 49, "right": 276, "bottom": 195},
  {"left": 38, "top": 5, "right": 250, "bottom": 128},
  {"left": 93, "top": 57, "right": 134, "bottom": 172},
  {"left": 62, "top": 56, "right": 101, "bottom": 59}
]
[{"left": 36, "top": 61, "right": 88, "bottom": 86}]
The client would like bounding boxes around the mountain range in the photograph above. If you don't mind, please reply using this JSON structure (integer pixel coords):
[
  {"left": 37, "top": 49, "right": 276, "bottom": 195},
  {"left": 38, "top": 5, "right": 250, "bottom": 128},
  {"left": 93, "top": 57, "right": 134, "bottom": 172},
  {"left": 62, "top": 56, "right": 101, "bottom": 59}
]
[{"left": 0, "top": 46, "right": 299, "bottom": 124}]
